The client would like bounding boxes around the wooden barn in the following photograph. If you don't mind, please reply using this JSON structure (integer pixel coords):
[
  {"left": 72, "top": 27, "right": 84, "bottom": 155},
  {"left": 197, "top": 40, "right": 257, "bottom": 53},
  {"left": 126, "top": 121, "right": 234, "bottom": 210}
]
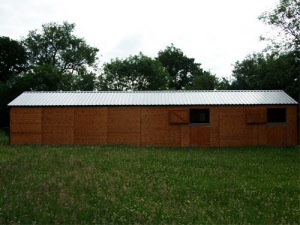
[{"left": 8, "top": 90, "right": 298, "bottom": 147}]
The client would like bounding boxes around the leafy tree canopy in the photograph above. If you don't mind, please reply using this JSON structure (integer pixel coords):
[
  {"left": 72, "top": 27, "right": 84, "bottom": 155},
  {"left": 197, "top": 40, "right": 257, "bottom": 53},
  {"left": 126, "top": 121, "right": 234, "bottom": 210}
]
[
  {"left": 259, "top": 0, "right": 300, "bottom": 52},
  {"left": 99, "top": 53, "right": 170, "bottom": 91},
  {"left": 217, "top": 77, "right": 232, "bottom": 90},
  {"left": 157, "top": 44, "right": 205, "bottom": 90},
  {"left": 231, "top": 52, "right": 299, "bottom": 101},
  {"left": 0, "top": 36, "right": 27, "bottom": 83},
  {"left": 22, "top": 22, "right": 99, "bottom": 75},
  {"left": 186, "top": 72, "right": 219, "bottom": 90}
]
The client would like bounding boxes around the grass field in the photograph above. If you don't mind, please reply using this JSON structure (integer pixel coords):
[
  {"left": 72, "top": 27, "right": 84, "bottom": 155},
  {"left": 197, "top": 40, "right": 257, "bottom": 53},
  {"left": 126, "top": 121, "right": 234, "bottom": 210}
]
[{"left": 0, "top": 130, "right": 299, "bottom": 224}]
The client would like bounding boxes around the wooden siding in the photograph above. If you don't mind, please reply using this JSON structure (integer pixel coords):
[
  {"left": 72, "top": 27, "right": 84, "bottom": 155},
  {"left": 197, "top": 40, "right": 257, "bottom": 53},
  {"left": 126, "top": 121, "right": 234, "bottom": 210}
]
[
  {"left": 108, "top": 107, "right": 141, "bottom": 145},
  {"left": 42, "top": 107, "right": 74, "bottom": 145},
  {"left": 10, "top": 107, "right": 42, "bottom": 144},
  {"left": 10, "top": 105, "right": 298, "bottom": 147},
  {"left": 219, "top": 106, "right": 258, "bottom": 146},
  {"left": 74, "top": 107, "right": 108, "bottom": 144},
  {"left": 141, "top": 107, "right": 181, "bottom": 147}
]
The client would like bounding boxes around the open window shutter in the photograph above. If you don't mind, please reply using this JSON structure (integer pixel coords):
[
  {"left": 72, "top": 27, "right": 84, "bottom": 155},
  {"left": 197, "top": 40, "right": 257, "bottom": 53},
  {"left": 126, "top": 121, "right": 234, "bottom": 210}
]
[
  {"left": 246, "top": 108, "right": 266, "bottom": 124},
  {"left": 169, "top": 110, "right": 189, "bottom": 124}
]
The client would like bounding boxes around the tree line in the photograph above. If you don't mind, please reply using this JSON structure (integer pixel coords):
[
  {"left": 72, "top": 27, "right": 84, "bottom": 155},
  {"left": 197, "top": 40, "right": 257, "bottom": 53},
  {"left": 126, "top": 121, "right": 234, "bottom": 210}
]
[{"left": 0, "top": 0, "right": 299, "bottom": 127}]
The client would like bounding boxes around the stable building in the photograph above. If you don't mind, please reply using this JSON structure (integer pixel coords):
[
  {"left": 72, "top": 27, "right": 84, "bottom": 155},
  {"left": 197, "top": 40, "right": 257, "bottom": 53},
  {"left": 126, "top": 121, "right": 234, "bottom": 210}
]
[{"left": 8, "top": 90, "right": 298, "bottom": 147}]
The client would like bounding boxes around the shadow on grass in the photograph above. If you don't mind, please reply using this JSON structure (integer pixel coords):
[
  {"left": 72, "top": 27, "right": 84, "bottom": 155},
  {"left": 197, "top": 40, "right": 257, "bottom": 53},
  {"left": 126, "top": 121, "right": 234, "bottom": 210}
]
[{"left": 0, "top": 129, "right": 9, "bottom": 145}]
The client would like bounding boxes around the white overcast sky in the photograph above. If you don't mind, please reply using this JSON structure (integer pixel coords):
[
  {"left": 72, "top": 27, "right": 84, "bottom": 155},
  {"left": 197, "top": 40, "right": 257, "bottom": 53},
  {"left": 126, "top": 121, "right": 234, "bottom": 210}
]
[{"left": 0, "top": 0, "right": 278, "bottom": 79}]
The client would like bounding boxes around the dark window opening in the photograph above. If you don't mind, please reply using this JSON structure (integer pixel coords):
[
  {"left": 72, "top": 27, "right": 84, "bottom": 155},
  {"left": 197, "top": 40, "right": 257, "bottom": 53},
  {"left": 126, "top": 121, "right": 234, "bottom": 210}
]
[
  {"left": 190, "top": 109, "right": 210, "bottom": 123},
  {"left": 267, "top": 108, "right": 286, "bottom": 123}
]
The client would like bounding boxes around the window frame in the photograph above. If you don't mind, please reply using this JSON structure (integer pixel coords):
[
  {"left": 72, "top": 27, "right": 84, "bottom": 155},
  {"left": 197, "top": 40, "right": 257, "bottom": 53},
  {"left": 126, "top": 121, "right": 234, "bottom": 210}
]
[
  {"left": 189, "top": 108, "right": 210, "bottom": 125},
  {"left": 267, "top": 108, "right": 287, "bottom": 124}
]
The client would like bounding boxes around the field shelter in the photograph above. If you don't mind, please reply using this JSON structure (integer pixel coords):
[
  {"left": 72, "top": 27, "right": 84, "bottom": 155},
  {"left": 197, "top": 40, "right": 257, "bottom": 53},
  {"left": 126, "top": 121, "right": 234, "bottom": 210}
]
[{"left": 8, "top": 90, "right": 298, "bottom": 147}]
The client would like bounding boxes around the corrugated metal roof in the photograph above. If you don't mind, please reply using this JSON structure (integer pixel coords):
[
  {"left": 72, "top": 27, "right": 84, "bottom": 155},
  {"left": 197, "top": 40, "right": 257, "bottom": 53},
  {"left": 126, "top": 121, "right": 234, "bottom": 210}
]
[{"left": 8, "top": 90, "right": 298, "bottom": 106}]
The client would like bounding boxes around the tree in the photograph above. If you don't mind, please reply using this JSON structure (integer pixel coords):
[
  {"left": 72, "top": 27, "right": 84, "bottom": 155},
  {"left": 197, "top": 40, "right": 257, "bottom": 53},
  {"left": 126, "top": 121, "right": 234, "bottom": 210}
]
[
  {"left": 99, "top": 53, "right": 170, "bottom": 91},
  {"left": 22, "top": 22, "right": 99, "bottom": 75},
  {"left": 186, "top": 72, "right": 219, "bottom": 90},
  {"left": 15, "top": 64, "right": 74, "bottom": 91},
  {"left": 229, "top": 0, "right": 299, "bottom": 101},
  {"left": 73, "top": 70, "right": 97, "bottom": 91},
  {"left": 217, "top": 77, "right": 232, "bottom": 90},
  {"left": 231, "top": 52, "right": 299, "bottom": 101},
  {"left": 231, "top": 53, "right": 266, "bottom": 90},
  {"left": 19, "top": 21, "right": 100, "bottom": 91},
  {"left": 259, "top": 0, "right": 300, "bottom": 52},
  {"left": 157, "top": 44, "right": 205, "bottom": 90},
  {"left": 0, "top": 36, "right": 27, "bottom": 83}
]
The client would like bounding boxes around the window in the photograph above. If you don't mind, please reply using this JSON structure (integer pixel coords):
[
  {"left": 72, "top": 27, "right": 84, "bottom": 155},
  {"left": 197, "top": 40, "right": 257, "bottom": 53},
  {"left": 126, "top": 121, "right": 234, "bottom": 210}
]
[
  {"left": 190, "top": 109, "right": 210, "bottom": 123},
  {"left": 267, "top": 108, "right": 286, "bottom": 123}
]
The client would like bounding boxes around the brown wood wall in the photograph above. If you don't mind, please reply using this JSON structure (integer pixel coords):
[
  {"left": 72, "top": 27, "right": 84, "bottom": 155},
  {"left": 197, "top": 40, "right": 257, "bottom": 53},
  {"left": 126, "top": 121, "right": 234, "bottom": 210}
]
[
  {"left": 10, "top": 105, "right": 298, "bottom": 147},
  {"left": 10, "top": 107, "right": 42, "bottom": 144}
]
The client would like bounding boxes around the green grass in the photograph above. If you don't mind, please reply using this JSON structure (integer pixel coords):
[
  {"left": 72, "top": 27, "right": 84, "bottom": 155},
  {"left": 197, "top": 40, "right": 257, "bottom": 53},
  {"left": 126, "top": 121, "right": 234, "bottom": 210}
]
[{"left": 0, "top": 130, "right": 299, "bottom": 224}]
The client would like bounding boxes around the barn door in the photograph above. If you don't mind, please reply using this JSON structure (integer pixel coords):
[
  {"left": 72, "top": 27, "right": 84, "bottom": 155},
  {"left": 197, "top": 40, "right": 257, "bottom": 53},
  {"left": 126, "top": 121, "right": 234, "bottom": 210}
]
[
  {"left": 189, "top": 124, "right": 210, "bottom": 147},
  {"left": 267, "top": 124, "right": 288, "bottom": 146}
]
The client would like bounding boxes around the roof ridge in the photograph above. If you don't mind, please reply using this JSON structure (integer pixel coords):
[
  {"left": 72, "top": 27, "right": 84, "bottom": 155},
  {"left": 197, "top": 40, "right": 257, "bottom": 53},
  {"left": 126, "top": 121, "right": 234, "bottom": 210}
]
[{"left": 22, "top": 90, "right": 285, "bottom": 93}]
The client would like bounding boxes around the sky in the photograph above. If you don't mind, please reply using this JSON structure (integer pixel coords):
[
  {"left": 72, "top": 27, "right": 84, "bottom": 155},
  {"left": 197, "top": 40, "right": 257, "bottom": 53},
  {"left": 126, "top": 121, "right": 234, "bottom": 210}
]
[{"left": 0, "top": 0, "right": 277, "bottom": 79}]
